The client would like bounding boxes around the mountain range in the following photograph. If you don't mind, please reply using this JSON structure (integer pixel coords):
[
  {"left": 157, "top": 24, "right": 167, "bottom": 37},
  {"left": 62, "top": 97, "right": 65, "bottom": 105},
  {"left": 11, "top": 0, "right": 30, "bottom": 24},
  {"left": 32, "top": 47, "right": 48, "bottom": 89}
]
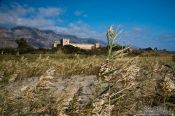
[{"left": 0, "top": 26, "right": 106, "bottom": 49}]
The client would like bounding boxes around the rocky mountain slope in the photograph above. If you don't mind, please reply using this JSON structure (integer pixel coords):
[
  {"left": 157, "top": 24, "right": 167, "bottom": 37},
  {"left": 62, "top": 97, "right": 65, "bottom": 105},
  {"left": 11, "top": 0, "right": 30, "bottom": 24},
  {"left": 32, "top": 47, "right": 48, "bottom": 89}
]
[{"left": 0, "top": 26, "right": 106, "bottom": 48}]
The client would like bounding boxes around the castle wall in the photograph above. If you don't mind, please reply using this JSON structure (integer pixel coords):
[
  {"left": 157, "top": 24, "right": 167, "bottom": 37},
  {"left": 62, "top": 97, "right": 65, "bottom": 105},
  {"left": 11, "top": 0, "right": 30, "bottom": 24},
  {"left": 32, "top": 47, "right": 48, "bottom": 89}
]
[
  {"left": 60, "top": 38, "right": 100, "bottom": 50},
  {"left": 70, "top": 43, "right": 94, "bottom": 50}
]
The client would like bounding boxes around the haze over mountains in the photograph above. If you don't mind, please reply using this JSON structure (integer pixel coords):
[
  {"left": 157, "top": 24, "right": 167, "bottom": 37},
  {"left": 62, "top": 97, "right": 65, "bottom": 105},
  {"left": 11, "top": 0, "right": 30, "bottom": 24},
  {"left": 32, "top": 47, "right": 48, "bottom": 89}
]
[{"left": 0, "top": 26, "right": 106, "bottom": 49}]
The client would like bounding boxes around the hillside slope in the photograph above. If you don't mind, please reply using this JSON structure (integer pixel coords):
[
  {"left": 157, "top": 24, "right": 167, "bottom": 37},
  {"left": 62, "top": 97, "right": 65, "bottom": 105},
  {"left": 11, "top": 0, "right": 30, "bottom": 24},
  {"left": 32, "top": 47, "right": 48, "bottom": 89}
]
[{"left": 0, "top": 26, "right": 106, "bottom": 48}]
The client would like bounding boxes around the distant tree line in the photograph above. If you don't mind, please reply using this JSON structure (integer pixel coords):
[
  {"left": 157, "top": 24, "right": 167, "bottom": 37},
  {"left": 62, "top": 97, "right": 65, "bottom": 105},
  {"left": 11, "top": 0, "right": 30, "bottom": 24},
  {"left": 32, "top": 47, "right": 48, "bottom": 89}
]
[{"left": 1, "top": 38, "right": 156, "bottom": 56}]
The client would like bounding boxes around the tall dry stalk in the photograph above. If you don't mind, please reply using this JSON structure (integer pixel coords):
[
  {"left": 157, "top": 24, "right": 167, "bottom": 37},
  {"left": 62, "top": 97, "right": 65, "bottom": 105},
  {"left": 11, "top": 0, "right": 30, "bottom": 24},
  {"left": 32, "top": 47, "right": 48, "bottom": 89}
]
[
  {"left": 92, "top": 26, "right": 122, "bottom": 116},
  {"left": 106, "top": 26, "right": 117, "bottom": 116}
]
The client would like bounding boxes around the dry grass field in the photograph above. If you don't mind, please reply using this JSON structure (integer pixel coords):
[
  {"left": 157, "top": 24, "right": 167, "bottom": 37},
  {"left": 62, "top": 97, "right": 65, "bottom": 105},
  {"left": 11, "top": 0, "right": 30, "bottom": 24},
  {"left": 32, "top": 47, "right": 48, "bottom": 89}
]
[{"left": 0, "top": 51, "right": 175, "bottom": 115}]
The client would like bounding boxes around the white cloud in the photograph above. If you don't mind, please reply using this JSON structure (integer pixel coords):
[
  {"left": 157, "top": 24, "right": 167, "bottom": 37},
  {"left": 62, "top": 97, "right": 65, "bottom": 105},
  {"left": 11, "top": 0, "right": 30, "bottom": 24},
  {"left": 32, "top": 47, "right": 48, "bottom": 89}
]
[
  {"left": 74, "top": 10, "right": 88, "bottom": 18},
  {"left": 159, "top": 34, "right": 175, "bottom": 39},
  {"left": 0, "top": 3, "right": 62, "bottom": 27},
  {"left": 16, "top": 17, "right": 56, "bottom": 28},
  {"left": 74, "top": 10, "right": 82, "bottom": 16},
  {"left": 133, "top": 27, "right": 143, "bottom": 32},
  {"left": 63, "top": 21, "right": 104, "bottom": 39},
  {"left": 38, "top": 7, "right": 63, "bottom": 17},
  {"left": 0, "top": 3, "right": 103, "bottom": 40},
  {"left": 44, "top": 21, "right": 105, "bottom": 40}
]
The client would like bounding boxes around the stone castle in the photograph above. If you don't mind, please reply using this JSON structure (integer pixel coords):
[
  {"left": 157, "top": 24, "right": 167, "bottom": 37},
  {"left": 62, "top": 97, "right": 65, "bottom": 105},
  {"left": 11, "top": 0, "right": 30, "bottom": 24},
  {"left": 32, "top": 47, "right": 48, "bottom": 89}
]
[{"left": 53, "top": 38, "right": 100, "bottom": 50}]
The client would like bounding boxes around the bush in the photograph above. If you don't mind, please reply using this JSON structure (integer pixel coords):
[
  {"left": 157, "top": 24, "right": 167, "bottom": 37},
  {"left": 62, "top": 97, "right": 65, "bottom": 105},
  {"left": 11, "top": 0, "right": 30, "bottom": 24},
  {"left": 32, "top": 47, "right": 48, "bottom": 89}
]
[
  {"left": 0, "top": 48, "right": 17, "bottom": 55},
  {"left": 16, "top": 38, "right": 34, "bottom": 54},
  {"left": 172, "top": 55, "right": 175, "bottom": 62},
  {"left": 62, "top": 45, "right": 87, "bottom": 54}
]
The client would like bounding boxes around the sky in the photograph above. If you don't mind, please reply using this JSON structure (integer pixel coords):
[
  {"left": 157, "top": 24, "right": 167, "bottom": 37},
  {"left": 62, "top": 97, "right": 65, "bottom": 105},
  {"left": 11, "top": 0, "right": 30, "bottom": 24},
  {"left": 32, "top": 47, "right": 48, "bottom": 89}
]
[{"left": 0, "top": 0, "right": 175, "bottom": 50}]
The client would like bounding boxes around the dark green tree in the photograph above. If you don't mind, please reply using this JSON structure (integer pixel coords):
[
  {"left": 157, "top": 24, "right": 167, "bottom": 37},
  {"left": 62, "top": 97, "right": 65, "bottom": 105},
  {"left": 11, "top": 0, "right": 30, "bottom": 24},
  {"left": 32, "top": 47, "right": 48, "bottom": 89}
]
[
  {"left": 16, "top": 38, "right": 34, "bottom": 53},
  {"left": 62, "top": 45, "right": 87, "bottom": 54}
]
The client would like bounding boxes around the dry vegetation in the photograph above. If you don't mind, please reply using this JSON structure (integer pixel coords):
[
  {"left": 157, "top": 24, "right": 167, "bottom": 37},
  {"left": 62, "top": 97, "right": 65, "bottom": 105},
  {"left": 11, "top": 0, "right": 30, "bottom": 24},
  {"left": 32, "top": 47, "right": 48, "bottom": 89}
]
[
  {"left": 0, "top": 51, "right": 174, "bottom": 115},
  {"left": 0, "top": 27, "right": 175, "bottom": 115},
  {"left": 93, "top": 56, "right": 175, "bottom": 116},
  {"left": 0, "top": 52, "right": 104, "bottom": 85},
  {"left": 91, "top": 26, "right": 175, "bottom": 116}
]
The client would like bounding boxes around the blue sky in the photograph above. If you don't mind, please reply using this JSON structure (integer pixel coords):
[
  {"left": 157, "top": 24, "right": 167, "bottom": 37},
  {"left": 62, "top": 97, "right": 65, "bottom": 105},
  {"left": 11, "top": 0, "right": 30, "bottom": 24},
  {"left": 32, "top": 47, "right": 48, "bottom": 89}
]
[{"left": 0, "top": 0, "right": 175, "bottom": 50}]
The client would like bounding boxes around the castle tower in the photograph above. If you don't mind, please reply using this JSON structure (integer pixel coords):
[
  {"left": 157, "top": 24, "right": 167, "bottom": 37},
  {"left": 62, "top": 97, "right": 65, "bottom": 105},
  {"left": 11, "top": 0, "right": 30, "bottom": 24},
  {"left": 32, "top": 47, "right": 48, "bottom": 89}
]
[
  {"left": 52, "top": 41, "right": 58, "bottom": 48},
  {"left": 95, "top": 43, "right": 100, "bottom": 48},
  {"left": 60, "top": 38, "right": 70, "bottom": 46},
  {"left": 52, "top": 43, "right": 57, "bottom": 48}
]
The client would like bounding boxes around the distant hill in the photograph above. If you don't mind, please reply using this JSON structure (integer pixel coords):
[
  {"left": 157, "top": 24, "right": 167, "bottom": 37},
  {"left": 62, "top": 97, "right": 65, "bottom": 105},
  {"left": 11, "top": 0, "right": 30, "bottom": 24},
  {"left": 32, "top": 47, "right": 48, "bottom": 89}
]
[{"left": 0, "top": 26, "right": 106, "bottom": 48}]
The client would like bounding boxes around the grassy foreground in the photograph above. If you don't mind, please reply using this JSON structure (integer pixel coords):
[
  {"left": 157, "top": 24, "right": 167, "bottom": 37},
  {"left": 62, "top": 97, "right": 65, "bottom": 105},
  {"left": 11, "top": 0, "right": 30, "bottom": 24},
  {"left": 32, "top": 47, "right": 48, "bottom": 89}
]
[
  {"left": 0, "top": 52, "right": 106, "bottom": 85},
  {"left": 0, "top": 52, "right": 173, "bottom": 84},
  {"left": 0, "top": 52, "right": 175, "bottom": 115}
]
